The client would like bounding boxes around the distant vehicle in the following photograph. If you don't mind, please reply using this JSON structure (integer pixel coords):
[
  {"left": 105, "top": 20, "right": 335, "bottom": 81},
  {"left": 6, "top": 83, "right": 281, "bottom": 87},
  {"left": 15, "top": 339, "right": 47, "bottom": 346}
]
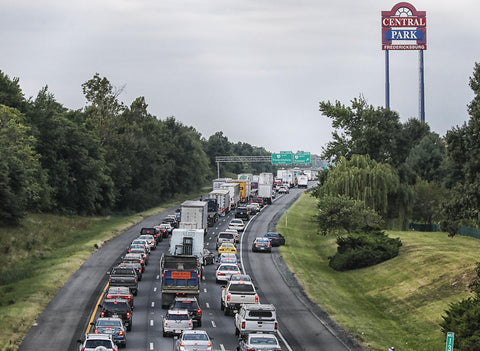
[
  {"left": 216, "top": 232, "right": 235, "bottom": 249},
  {"left": 77, "top": 333, "right": 118, "bottom": 351},
  {"left": 162, "top": 216, "right": 178, "bottom": 228},
  {"left": 229, "top": 274, "right": 252, "bottom": 283},
  {"left": 138, "top": 234, "right": 156, "bottom": 250},
  {"left": 90, "top": 317, "right": 127, "bottom": 347},
  {"left": 117, "top": 262, "right": 143, "bottom": 281},
  {"left": 217, "top": 253, "right": 239, "bottom": 266},
  {"left": 122, "top": 253, "right": 146, "bottom": 272},
  {"left": 246, "top": 202, "right": 260, "bottom": 215},
  {"left": 250, "top": 196, "right": 265, "bottom": 207},
  {"left": 215, "top": 263, "right": 241, "bottom": 283},
  {"left": 105, "top": 286, "right": 134, "bottom": 309},
  {"left": 278, "top": 186, "right": 289, "bottom": 194},
  {"left": 234, "top": 303, "right": 278, "bottom": 336},
  {"left": 202, "top": 249, "right": 215, "bottom": 265},
  {"left": 220, "top": 280, "right": 259, "bottom": 315},
  {"left": 162, "top": 309, "right": 193, "bottom": 337},
  {"left": 170, "top": 296, "right": 202, "bottom": 327},
  {"left": 297, "top": 174, "right": 309, "bottom": 189},
  {"left": 252, "top": 237, "right": 272, "bottom": 253},
  {"left": 237, "top": 332, "right": 282, "bottom": 351},
  {"left": 217, "top": 243, "right": 237, "bottom": 256},
  {"left": 264, "top": 232, "right": 285, "bottom": 246},
  {"left": 99, "top": 299, "right": 133, "bottom": 331},
  {"left": 155, "top": 223, "right": 173, "bottom": 238},
  {"left": 108, "top": 266, "right": 138, "bottom": 296},
  {"left": 174, "top": 330, "right": 213, "bottom": 351},
  {"left": 235, "top": 207, "right": 250, "bottom": 221},
  {"left": 140, "top": 227, "right": 162, "bottom": 243},
  {"left": 228, "top": 219, "right": 245, "bottom": 232}
]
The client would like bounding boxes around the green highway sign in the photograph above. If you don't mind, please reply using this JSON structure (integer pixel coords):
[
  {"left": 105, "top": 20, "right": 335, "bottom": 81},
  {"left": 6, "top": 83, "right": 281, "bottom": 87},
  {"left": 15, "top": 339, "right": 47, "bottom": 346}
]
[
  {"left": 445, "top": 332, "right": 454, "bottom": 351},
  {"left": 294, "top": 152, "right": 311, "bottom": 164},
  {"left": 271, "top": 152, "right": 293, "bottom": 165}
]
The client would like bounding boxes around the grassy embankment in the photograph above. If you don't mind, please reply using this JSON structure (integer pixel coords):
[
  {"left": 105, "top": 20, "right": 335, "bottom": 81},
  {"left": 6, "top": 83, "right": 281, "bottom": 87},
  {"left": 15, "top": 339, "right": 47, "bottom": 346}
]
[
  {"left": 0, "top": 189, "right": 207, "bottom": 351},
  {"left": 276, "top": 193, "right": 479, "bottom": 351}
]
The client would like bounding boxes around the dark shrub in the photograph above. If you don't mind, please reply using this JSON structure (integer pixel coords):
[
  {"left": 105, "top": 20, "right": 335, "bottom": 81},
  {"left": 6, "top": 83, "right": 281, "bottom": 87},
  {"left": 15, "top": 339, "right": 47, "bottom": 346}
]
[{"left": 329, "top": 231, "right": 402, "bottom": 271}]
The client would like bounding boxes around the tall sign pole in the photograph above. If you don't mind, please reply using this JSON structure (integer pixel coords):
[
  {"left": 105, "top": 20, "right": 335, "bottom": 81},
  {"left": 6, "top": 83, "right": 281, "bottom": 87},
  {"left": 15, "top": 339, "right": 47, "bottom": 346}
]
[{"left": 382, "top": 2, "right": 427, "bottom": 121}]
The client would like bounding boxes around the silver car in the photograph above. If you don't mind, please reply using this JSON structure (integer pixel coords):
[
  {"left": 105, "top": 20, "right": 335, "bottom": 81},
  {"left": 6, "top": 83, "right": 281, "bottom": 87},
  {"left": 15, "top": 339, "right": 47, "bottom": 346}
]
[
  {"left": 162, "top": 309, "right": 193, "bottom": 337},
  {"left": 175, "top": 330, "right": 213, "bottom": 351},
  {"left": 237, "top": 332, "right": 282, "bottom": 351}
]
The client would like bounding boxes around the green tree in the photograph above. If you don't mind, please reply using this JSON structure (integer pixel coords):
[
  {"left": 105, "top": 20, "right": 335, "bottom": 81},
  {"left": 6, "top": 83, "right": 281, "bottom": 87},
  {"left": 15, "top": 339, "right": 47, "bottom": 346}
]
[
  {"left": 406, "top": 133, "right": 446, "bottom": 182},
  {"left": 317, "top": 154, "right": 400, "bottom": 217},
  {"left": 0, "top": 71, "right": 25, "bottom": 111},
  {"left": 0, "top": 105, "right": 48, "bottom": 224},
  {"left": 411, "top": 180, "right": 449, "bottom": 224},
  {"left": 316, "top": 194, "right": 383, "bottom": 235}
]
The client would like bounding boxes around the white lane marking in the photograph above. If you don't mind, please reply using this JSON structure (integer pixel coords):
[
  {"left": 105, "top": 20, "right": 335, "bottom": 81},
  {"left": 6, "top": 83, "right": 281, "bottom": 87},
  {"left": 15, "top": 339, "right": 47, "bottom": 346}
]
[
  {"left": 220, "top": 344, "right": 225, "bottom": 351},
  {"left": 206, "top": 302, "right": 210, "bottom": 308},
  {"left": 151, "top": 301, "right": 155, "bottom": 308},
  {"left": 203, "top": 288, "right": 207, "bottom": 293},
  {"left": 156, "top": 275, "right": 159, "bottom": 279},
  {"left": 211, "top": 320, "right": 216, "bottom": 328},
  {"left": 154, "top": 287, "right": 157, "bottom": 292},
  {"left": 150, "top": 319, "right": 154, "bottom": 327},
  {"left": 278, "top": 331, "right": 293, "bottom": 351},
  {"left": 149, "top": 342, "right": 154, "bottom": 350},
  {"left": 202, "top": 275, "right": 206, "bottom": 281}
]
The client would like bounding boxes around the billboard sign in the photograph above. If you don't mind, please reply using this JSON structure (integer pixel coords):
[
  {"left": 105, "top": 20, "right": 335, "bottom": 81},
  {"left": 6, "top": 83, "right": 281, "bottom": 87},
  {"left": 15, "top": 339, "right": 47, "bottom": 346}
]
[
  {"left": 293, "top": 152, "right": 311, "bottom": 164},
  {"left": 382, "top": 2, "right": 426, "bottom": 50},
  {"left": 271, "top": 152, "right": 293, "bottom": 165}
]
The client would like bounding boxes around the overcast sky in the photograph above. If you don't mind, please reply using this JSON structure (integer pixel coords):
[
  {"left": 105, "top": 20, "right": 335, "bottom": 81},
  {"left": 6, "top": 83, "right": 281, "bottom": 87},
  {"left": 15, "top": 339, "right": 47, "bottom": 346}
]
[{"left": 1, "top": 0, "right": 479, "bottom": 154}]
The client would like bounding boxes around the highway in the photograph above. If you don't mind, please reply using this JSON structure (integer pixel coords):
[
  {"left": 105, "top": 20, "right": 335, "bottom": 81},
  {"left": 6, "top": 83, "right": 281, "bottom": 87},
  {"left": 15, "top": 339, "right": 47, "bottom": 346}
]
[{"left": 19, "top": 184, "right": 361, "bottom": 351}]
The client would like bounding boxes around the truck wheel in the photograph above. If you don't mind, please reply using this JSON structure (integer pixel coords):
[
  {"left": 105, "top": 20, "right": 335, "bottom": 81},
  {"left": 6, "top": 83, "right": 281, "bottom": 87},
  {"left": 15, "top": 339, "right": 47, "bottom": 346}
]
[
  {"left": 224, "top": 307, "right": 230, "bottom": 316},
  {"left": 133, "top": 289, "right": 138, "bottom": 296},
  {"left": 235, "top": 327, "right": 239, "bottom": 336},
  {"left": 220, "top": 300, "right": 224, "bottom": 311}
]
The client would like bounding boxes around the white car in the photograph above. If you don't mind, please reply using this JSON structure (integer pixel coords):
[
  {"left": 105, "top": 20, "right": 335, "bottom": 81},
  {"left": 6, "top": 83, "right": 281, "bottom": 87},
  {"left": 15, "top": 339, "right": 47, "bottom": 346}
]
[
  {"left": 163, "top": 309, "right": 193, "bottom": 337},
  {"left": 228, "top": 219, "right": 245, "bottom": 232},
  {"left": 237, "top": 332, "right": 282, "bottom": 351},
  {"left": 215, "top": 263, "right": 241, "bottom": 283},
  {"left": 224, "top": 228, "right": 240, "bottom": 242},
  {"left": 138, "top": 234, "right": 156, "bottom": 250},
  {"left": 175, "top": 330, "right": 213, "bottom": 351},
  {"left": 77, "top": 333, "right": 118, "bottom": 351}
]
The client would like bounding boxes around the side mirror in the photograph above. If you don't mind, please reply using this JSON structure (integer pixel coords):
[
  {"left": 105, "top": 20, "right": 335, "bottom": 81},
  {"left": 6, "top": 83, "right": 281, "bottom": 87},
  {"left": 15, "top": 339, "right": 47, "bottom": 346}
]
[
  {"left": 77, "top": 339, "right": 83, "bottom": 344},
  {"left": 98, "top": 304, "right": 103, "bottom": 308},
  {"left": 90, "top": 322, "right": 95, "bottom": 326},
  {"left": 221, "top": 286, "right": 226, "bottom": 289}
]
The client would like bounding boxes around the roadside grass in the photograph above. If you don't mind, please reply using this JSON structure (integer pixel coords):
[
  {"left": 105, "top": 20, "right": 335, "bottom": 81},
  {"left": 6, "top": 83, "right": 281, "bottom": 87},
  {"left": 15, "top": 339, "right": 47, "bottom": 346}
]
[
  {"left": 276, "top": 193, "right": 479, "bottom": 351},
  {"left": 0, "top": 189, "right": 207, "bottom": 351}
]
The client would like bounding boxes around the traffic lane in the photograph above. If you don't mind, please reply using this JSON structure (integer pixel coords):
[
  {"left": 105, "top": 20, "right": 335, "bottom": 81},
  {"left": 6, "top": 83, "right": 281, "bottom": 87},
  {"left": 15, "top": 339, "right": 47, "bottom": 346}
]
[
  {"left": 243, "top": 188, "right": 357, "bottom": 351},
  {"left": 18, "top": 206, "right": 180, "bottom": 351}
]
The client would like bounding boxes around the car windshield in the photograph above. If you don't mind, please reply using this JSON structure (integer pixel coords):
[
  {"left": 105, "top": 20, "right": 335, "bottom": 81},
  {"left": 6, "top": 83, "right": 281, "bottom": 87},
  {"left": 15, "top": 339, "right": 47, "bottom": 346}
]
[
  {"left": 111, "top": 268, "right": 134, "bottom": 275},
  {"left": 104, "top": 302, "right": 129, "bottom": 311},
  {"left": 228, "top": 283, "right": 254, "bottom": 292},
  {"left": 167, "top": 313, "right": 189, "bottom": 320},
  {"left": 250, "top": 337, "right": 277, "bottom": 345},
  {"left": 183, "top": 333, "right": 208, "bottom": 341},
  {"left": 173, "top": 301, "right": 197, "bottom": 309},
  {"left": 97, "top": 320, "right": 123, "bottom": 327},
  {"left": 219, "top": 265, "right": 239, "bottom": 271}
]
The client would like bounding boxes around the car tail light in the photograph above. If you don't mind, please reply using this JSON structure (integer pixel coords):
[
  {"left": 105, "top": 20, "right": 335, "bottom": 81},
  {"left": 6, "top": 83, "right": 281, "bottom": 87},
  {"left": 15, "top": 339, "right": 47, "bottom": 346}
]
[
  {"left": 275, "top": 322, "right": 278, "bottom": 330},
  {"left": 126, "top": 311, "right": 131, "bottom": 319},
  {"left": 197, "top": 308, "right": 202, "bottom": 315},
  {"left": 218, "top": 272, "right": 225, "bottom": 276},
  {"left": 81, "top": 348, "right": 85, "bottom": 351},
  {"left": 134, "top": 278, "right": 137, "bottom": 283},
  {"left": 118, "top": 330, "right": 124, "bottom": 336},
  {"left": 139, "top": 268, "right": 142, "bottom": 273},
  {"left": 164, "top": 321, "right": 168, "bottom": 326},
  {"left": 180, "top": 342, "right": 185, "bottom": 347},
  {"left": 108, "top": 278, "right": 112, "bottom": 282},
  {"left": 227, "top": 294, "right": 231, "bottom": 302},
  {"left": 255, "top": 295, "right": 259, "bottom": 303},
  {"left": 197, "top": 273, "right": 200, "bottom": 278},
  {"left": 161, "top": 273, "right": 165, "bottom": 278},
  {"left": 140, "top": 260, "right": 144, "bottom": 265},
  {"left": 241, "top": 321, "right": 245, "bottom": 329},
  {"left": 100, "top": 311, "right": 105, "bottom": 317},
  {"left": 188, "top": 320, "right": 192, "bottom": 326},
  {"left": 94, "top": 329, "right": 99, "bottom": 334},
  {"left": 207, "top": 342, "right": 212, "bottom": 347}
]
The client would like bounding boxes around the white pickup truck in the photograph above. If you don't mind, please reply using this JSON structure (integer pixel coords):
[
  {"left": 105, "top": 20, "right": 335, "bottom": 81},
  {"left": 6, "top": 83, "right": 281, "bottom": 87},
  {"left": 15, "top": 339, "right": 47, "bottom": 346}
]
[
  {"left": 234, "top": 304, "right": 278, "bottom": 336},
  {"left": 220, "top": 281, "right": 259, "bottom": 316}
]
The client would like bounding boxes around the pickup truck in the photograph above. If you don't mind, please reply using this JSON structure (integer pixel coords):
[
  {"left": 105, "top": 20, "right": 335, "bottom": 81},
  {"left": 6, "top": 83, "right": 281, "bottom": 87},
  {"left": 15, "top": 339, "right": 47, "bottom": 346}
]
[
  {"left": 234, "top": 303, "right": 278, "bottom": 336},
  {"left": 108, "top": 266, "right": 138, "bottom": 296},
  {"left": 220, "top": 280, "right": 259, "bottom": 316}
]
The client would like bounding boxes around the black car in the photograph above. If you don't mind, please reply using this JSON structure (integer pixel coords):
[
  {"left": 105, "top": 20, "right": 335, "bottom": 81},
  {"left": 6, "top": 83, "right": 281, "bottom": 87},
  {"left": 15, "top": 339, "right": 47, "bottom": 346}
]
[
  {"left": 202, "top": 249, "right": 215, "bottom": 265},
  {"left": 170, "top": 297, "right": 202, "bottom": 327},
  {"left": 235, "top": 207, "right": 250, "bottom": 221},
  {"left": 99, "top": 299, "right": 133, "bottom": 331},
  {"left": 140, "top": 227, "right": 162, "bottom": 243},
  {"left": 263, "top": 232, "right": 285, "bottom": 246},
  {"left": 252, "top": 237, "right": 272, "bottom": 253}
]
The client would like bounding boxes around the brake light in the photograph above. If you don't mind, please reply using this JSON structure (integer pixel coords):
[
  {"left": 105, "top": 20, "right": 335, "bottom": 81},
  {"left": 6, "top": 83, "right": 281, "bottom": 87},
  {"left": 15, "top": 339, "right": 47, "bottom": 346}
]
[
  {"left": 207, "top": 342, "right": 212, "bottom": 347},
  {"left": 81, "top": 348, "right": 85, "bottom": 351},
  {"left": 165, "top": 321, "right": 168, "bottom": 326},
  {"left": 118, "top": 330, "right": 124, "bottom": 335},
  {"left": 108, "top": 278, "right": 112, "bottom": 282},
  {"left": 106, "top": 295, "right": 112, "bottom": 299},
  {"left": 197, "top": 309, "right": 202, "bottom": 315},
  {"left": 134, "top": 278, "right": 137, "bottom": 283},
  {"left": 100, "top": 311, "right": 105, "bottom": 317},
  {"left": 161, "top": 273, "right": 165, "bottom": 278},
  {"left": 179, "top": 342, "right": 185, "bottom": 347},
  {"left": 188, "top": 320, "right": 192, "bottom": 326},
  {"left": 275, "top": 322, "right": 278, "bottom": 330},
  {"left": 94, "top": 329, "right": 98, "bottom": 334},
  {"left": 218, "top": 272, "right": 225, "bottom": 276},
  {"left": 139, "top": 268, "right": 142, "bottom": 273},
  {"left": 140, "top": 260, "right": 144, "bottom": 265},
  {"left": 255, "top": 295, "right": 259, "bottom": 303},
  {"left": 126, "top": 311, "right": 131, "bottom": 319},
  {"left": 241, "top": 321, "right": 245, "bottom": 329},
  {"left": 227, "top": 294, "right": 231, "bottom": 302},
  {"left": 197, "top": 274, "right": 200, "bottom": 278}
]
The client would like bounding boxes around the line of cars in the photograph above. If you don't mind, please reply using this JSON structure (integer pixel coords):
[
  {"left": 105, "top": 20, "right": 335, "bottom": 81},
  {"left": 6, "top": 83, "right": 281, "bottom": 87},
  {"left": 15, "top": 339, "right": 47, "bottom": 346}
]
[{"left": 77, "top": 217, "right": 178, "bottom": 351}]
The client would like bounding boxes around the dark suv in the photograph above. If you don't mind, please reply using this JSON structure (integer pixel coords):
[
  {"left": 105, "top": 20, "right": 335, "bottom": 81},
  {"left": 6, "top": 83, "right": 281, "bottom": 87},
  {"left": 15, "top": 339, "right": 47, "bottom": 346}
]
[
  {"left": 235, "top": 207, "right": 250, "bottom": 221},
  {"left": 99, "top": 299, "right": 133, "bottom": 331},
  {"left": 170, "top": 297, "right": 202, "bottom": 327}
]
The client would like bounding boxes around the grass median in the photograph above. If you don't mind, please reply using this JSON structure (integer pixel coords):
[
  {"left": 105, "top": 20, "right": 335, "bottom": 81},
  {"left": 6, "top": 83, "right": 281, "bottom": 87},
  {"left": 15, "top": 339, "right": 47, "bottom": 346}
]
[
  {"left": 276, "top": 193, "right": 479, "bottom": 351},
  {"left": 0, "top": 189, "right": 206, "bottom": 351}
]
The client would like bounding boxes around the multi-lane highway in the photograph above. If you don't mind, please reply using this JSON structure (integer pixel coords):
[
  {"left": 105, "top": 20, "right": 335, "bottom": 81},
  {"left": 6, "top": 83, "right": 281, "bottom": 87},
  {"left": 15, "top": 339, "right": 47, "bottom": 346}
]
[{"left": 19, "top": 184, "right": 361, "bottom": 351}]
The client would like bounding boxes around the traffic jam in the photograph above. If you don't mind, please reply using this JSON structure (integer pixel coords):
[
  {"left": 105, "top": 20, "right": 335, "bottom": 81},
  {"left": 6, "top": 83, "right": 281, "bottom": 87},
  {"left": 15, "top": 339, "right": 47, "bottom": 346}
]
[{"left": 77, "top": 171, "right": 311, "bottom": 351}]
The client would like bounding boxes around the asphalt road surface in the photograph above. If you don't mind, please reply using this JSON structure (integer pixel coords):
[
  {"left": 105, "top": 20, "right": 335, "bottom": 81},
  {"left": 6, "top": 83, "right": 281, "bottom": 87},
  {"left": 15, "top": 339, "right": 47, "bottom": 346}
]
[{"left": 19, "top": 184, "right": 361, "bottom": 351}]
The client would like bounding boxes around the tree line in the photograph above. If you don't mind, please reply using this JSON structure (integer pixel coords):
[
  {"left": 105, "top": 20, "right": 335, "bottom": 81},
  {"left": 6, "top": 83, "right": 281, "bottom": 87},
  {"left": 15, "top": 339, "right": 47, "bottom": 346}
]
[{"left": 0, "top": 72, "right": 272, "bottom": 225}]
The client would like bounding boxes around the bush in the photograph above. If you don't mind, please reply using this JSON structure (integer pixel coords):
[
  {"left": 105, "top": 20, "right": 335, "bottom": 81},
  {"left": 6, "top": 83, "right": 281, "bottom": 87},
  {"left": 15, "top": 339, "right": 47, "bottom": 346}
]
[{"left": 329, "top": 231, "right": 402, "bottom": 271}]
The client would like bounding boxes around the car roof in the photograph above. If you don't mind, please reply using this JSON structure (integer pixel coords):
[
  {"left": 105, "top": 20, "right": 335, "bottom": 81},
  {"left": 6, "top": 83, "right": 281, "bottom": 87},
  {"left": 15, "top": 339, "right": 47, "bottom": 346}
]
[
  {"left": 167, "top": 309, "right": 190, "bottom": 314},
  {"left": 219, "top": 242, "right": 235, "bottom": 247}
]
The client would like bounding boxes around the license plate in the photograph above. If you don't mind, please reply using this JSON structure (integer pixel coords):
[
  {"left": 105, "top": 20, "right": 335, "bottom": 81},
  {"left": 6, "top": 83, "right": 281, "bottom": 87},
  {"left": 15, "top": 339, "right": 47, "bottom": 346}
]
[{"left": 175, "top": 329, "right": 182, "bottom": 334}]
